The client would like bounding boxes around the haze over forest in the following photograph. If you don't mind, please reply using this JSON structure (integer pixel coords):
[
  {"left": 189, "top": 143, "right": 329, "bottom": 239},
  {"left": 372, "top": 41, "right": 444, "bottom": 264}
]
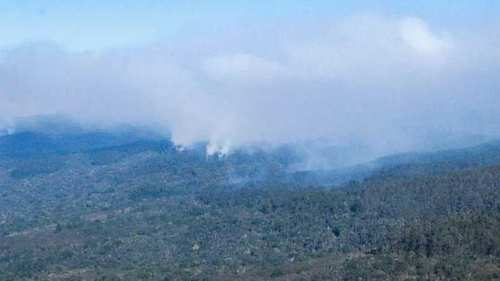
[
  {"left": 1, "top": 1, "right": 500, "bottom": 157},
  {"left": 1, "top": 2, "right": 500, "bottom": 281}
]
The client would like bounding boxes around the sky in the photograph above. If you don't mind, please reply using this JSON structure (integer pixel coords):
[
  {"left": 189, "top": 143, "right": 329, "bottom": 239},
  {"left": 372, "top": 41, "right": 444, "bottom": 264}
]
[
  {"left": 1, "top": 1, "right": 499, "bottom": 51},
  {"left": 1, "top": 1, "right": 500, "bottom": 157}
]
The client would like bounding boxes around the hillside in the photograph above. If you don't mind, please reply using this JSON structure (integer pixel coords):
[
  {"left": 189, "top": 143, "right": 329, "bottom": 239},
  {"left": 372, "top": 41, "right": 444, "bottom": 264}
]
[{"left": 0, "top": 131, "right": 499, "bottom": 280}]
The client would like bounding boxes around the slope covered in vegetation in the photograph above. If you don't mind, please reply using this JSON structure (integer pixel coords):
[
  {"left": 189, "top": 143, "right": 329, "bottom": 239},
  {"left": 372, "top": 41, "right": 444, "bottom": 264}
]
[{"left": 0, "top": 131, "right": 499, "bottom": 280}]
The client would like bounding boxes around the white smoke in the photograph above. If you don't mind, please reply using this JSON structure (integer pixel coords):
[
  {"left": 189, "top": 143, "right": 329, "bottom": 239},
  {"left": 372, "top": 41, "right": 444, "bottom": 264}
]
[{"left": 1, "top": 15, "right": 499, "bottom": 156}]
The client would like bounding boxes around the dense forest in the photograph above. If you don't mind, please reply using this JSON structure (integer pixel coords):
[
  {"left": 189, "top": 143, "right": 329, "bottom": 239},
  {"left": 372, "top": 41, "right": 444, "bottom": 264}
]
[{"left": 0, "top": 130, "right": 499, "bottom": 280}]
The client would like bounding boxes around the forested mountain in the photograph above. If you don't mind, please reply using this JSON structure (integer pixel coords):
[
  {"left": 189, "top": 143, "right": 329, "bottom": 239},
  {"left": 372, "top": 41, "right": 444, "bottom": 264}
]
[{"left": 0, "top": 130, "right": 499, "bottom": 280}]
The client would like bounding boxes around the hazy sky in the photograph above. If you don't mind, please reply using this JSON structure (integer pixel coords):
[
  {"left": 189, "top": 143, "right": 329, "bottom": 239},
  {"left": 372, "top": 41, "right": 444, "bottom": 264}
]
[
  {"left": 1, "top": 1, "right": 500, "bottom": 155},
  {"left": 1, "top": 1, "right": 498, "bottom": 51}
]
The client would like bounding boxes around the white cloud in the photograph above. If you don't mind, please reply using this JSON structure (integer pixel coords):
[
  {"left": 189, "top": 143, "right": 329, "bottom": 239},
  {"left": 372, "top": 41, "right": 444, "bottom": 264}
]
[
  {"left": 0, "top": 15, "right": 499, "bottom": 157},
  {"left": 399, "top": 17, "right": 452, "bottom": 56},
  {"left": 203, "top": 53, "right": 287, "bottom": 82}
]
